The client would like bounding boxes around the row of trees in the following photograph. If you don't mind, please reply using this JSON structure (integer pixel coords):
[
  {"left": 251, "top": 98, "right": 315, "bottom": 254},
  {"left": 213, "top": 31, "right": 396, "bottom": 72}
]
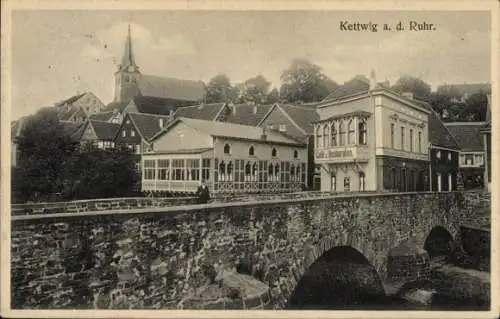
[
  {"left": 204, "top": 58, "right": 489, "bottom": 122},
  {"left": 12, "top": 108, "right": 138, "bottom": 203}
]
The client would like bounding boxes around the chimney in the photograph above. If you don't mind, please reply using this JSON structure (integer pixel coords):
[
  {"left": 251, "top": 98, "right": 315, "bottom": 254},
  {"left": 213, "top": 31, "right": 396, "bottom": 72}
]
[
  {"left": 402, "top": 92, "right": 414, "bottom": 100},
  {"left": 261, "top": 127, "right": 267, "bottom": 140},
  {"left": 253, "top": 104, "right": 258, "bottom": 114},
  {"left": 198, "top": 102, "right": 204, "bottom": 110},
  {"left": 369, "top": 69, "right": 377, "bottom": 90},
  {"left": 169, "top": 109, "right": 174, "bottom": 122},
  {"left": 159, "top": 118, "right": 164, "bottom": 129}
]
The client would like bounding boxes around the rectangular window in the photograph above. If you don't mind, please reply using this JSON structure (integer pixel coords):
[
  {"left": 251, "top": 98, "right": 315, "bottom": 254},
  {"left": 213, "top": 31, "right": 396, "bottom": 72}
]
[
  {"left": 157, "top": 159, "right": 169, "bottom": 180},
  {"left": 135, "top": 144, "right": 141, "bottom": 154},
  {"left": 186, "top": 159, "right": 200, "bottom": 181},
  {"left": 202, "top": 158, "right": 211, "bottom": 182},
  {"left": 122, "top": 130, "right": 126, "bottom": 137},
  {"left": 279, "top": 124, "right": 287, "bottom": 132},
  {"left": 459, "top": 154, "right": 465, "bottom": 165},
  {"left": 143, "top": 160, "right": 156, "bottom": 180},
  {"left": 344, "top": 177, "right": 351, "bottom": 192},
  {"left": 409, "top": 129, "right": 413, "bottom": 152},
  {"left": 390, "top": 124, "right": 395, "bottom": 148},
  {"left": 418, "top": 131, "right": 422, "bottom": 153},
  {"left": 465, "top": 154, "right": 474, "bottom": 165},
  {"left": 400, "top": 126, "right": 405, "bottom": 151},
  {"left": 172, "top": 159, "right": 185, "bottom": 181},
  {"left": 475, "top": 154, "right": 483, "bottom": 166},
  {"left": 131, "top": 130, "right": 135, "bottom": 137}
]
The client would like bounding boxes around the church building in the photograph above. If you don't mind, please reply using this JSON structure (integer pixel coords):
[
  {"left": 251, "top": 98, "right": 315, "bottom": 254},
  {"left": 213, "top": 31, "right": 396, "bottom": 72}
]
[{"left": 104, "top": 25, "right": 205, "bottom": 122}]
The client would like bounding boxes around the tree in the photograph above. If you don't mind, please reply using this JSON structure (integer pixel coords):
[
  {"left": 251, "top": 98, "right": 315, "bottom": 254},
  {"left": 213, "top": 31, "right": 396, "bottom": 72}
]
[
  {"left": 63, "top": 143, "right": 139, "bottom": 200},
  {"left": 14, "top": 108, "right": 79, "bottom": 202},
  {"left": 266, "top": 88, "right": 280, "bottom": 104},
  {"left": 279, "top": 58, "right": 338, "bottom": 103},
  {"left": 204, "top": 74, "right": 238, "bottom": 103},
  {"left": 428, "top": 91, "right": 454, "bottom": 119},
  {"left": 391, "top": 76, "right": 432, "bottom": 100},
  {"left": 465, "top": 91, "right": 489, "bottom": 122},
  {"left": 239, "top": 75, "right": 271, "bottom": 104}
]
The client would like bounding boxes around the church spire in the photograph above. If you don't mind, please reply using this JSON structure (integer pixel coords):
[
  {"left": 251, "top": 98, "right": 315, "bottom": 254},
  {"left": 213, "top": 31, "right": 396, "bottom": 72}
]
[{"left": 120, "top": 24, "right": 138, "bottom": 71}]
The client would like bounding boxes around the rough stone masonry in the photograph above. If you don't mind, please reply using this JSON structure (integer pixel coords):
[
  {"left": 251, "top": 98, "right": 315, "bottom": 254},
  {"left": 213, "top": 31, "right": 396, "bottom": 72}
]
[{"left": 10, "top": 191, "right": 488, "bottom": 309}]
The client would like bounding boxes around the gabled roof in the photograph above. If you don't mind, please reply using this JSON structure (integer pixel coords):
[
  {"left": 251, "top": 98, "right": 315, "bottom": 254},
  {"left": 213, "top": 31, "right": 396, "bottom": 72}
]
[
  {"left": 276, "top": 103, "right": 319, "bottom": 135},
  {"left": 152, "top": 117, "right": 305, "bottom": 146},
  {"left": 89, "top": 111, "right": 114, "bottom": 122},
  {"left": 54, "top": 92, "right": 86, "bottom": 107},
  {"left": 88, "top": 120, "right": 121, "bottom": 140},
  {"left": 223, "top": 103, "right": 273, "bottom": 126},
  {"left": 444, "top": 122, "right": 486, "bottom": 152},
  {"left": 128, "top": 96, "right": 180, "bottom": 116},
  {"left": 127, "top": 112, "right": 171, "bottom": 141},
  {"left": 137, "top": 75, "right": 205, "bottom": 102},
  {"left": 410, "top": 99, "right": 460, "bottom": 150},
  {"left": 174, "top": 103, "right": 227, "bottom": 121}
]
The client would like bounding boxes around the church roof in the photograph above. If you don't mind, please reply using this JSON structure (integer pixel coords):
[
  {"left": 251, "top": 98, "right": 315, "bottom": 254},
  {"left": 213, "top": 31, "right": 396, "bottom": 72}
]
[
  {"left": 119, "top": 25, "right": 138, "bottom": 71},
  {"left": 137, "top": 75, "right": 205, "bottom": 102},
  {"left": 444, "top": 122, "right": 486, "bottom": 152},
  {"left": 54, "top": 92, "right": 86, "bottom": 107},
  {"left": 152, "top": 117, "right": 305, "bottom": 146},
  {"left": 103, "top": 101, "right": 129, "bottom": 113},
  {"left": 129, "top": 96, "right": 182, "bottom": 116},
  {"left": 174, "top": 103, "right": 227, "bottom": 121}
]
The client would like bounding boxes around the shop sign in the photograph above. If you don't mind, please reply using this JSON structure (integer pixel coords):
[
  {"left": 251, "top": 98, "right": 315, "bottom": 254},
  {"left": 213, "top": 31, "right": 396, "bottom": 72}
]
[{"left": 316, "top": 149, "right": 353, "bottom": 159}]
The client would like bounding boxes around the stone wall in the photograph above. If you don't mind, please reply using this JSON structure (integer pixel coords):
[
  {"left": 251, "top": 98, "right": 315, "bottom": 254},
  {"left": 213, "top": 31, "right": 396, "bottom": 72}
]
[
  {"left": 11, "top": 191, "right": 488, "bottom": 309},
  {"left": 11, "top": 197, "right": 198, "bottom": 216}
]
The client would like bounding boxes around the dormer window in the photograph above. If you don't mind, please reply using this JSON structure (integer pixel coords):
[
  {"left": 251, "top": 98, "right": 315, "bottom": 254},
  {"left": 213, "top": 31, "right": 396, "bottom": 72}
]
[
  {"left": 272, "top": 148, "right": 278, "bottom": 157},
  {"left": 224, "top": 144, "right": 231, "bottom": 155},
  {"left": 279, "top": 124, "right": 287, "bottom": 132},
  {"left": 249, "top": 146, "right": 255, "bottom": 156}
]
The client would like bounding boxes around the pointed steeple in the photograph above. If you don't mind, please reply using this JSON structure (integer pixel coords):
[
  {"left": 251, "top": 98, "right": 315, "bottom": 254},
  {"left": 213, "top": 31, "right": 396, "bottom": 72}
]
[{"left": 120, "top": 24, "right": 138, "bottom": 72}]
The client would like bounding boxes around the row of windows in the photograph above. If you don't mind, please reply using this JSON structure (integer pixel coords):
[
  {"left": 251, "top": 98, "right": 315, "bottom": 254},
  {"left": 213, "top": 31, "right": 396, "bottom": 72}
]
[
  {"left": 223, "top": 144, "right": 299, "bottom": 159},
  {"left": 329, "top": 173, "right": 366, "bottom": 192},
  {"left": 143, "top": 158, "right": 306, "bottom": 183},
  {"left": 316, "top": 119, "right": 368, "bottom": 148},
  {"left": 122, "top": 128, "right": 136, "bottom": 138},
  {"left": 390, "top": 124, "right": 423, "bottom": 153},
  {"left": 459, "top": 153, "right": 484, "bottom": 166}
]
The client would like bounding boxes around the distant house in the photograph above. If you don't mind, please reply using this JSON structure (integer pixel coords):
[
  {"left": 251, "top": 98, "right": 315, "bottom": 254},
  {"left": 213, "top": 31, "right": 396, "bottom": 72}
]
[
  {"left": 257, "top": 103, "right": 319, "bottom": 190},
  {"left": 78, "top": 120, "right": 121, "bottom": 150},
  {"left": 54, "top": 92, "right": 106, "bottom": 123},
  {"left": 445, "top": 122, "right": 487, "bottom": 189},
  {"left": 142, "top": 117, "right": 307, "bottom": 194},
  {"left": 104, "top": 25, "right": 204, "bottom": 122}
]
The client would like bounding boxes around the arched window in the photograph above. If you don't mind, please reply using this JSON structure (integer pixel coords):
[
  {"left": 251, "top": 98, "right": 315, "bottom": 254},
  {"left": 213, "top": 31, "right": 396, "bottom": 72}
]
[
  {"left": 219, "top": 161, "right": 226, "bottom": 181},
  {"left": 272, "top": 148, "right": 278, "bottom": 157},
  {"left": 293, "top": 150, "right": 298, "bottom": 159},
  {"left": 359, "top": 172, "right": 366, "bottom": 191},
  {"left": 290, "top": 165, "right": 295, "bottom": 181},
  {"left": 252, "top": 163, "right": 258, "bottom": 181},
  {"left": 331, "top": 174, "right": 336, "bottom": 191},
  {"left": 224, "top": 144, "right": 231, "bottom": 154},
  {"left": 275, "top": 163, "right": 280, "bottom": 181},
  {"left": 358, "top": 119, "right": 367, "bottom": 145},
  {"left": 348, "top": 119, "right": 355, "bottom": 145},
  {"left": 268, "top": 164, "right": 274, "bottom": 181},
  {"left": 249, "top": 146, "right": 255, "bottom": 156},
  {"left": 339, "top": 121, "right": 345, "bottom": 146},
  {"left": 331, "top": 122, "right": 337, "bottom": 147},
  {"left": 316, "top": 126, "right": 323, "bottom": 148},
  {"left": 227, "top": 161, "right": 233, "bottom": 181},
  {"left": 323, "top": 125, "right": 330, "bottom": 148}
]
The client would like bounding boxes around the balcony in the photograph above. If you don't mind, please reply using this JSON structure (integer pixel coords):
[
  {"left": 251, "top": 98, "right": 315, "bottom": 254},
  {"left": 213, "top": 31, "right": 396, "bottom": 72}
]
[{"left": 315, "top": 145, "right": 371, "bottom": 163}]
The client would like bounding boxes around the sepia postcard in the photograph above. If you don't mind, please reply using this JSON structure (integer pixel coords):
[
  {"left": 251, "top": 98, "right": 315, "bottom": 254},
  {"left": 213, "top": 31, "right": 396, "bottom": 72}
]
[{"left": 1, "top": 0, "right": 498, "bottom": 318}]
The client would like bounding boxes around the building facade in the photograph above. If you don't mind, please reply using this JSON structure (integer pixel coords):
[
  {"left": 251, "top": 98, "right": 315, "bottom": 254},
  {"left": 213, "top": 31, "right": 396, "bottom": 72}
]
[
  {"left": 314, "top": 76, "right": 431, "bottom": 193},
  {"left": 141, "top": 117, "right": 308, "bottom": 194},
  {"left": 445, "top": 122, "right": 486, "bottom": 189}
]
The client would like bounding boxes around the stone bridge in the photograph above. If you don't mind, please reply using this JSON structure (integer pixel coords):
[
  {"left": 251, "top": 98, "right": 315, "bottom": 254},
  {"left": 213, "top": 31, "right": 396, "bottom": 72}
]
[{"left": 10, "top": 191, "right": 490, "bottom": 309}]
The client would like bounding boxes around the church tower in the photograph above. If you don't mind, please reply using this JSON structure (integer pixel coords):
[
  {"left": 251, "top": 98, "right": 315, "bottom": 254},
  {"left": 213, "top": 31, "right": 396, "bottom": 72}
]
[{"left": 114, "top": 25, "right": 141, "bottom": 103}]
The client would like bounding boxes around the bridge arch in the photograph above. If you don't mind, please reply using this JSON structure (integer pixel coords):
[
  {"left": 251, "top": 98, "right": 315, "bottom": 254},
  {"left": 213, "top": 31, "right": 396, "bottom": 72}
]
[
  {"left": 424, "top": 226, "right": 456, "bottom": 261},
  {"left": 287, "top": 245, "right": 386, "bottom": 309}
]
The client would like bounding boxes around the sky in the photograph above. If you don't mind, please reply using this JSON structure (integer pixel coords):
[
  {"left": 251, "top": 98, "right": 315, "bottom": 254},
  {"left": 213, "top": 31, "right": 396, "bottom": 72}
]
[{"left": 10, "top": 10, "right": 491, "bottom": 120}]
